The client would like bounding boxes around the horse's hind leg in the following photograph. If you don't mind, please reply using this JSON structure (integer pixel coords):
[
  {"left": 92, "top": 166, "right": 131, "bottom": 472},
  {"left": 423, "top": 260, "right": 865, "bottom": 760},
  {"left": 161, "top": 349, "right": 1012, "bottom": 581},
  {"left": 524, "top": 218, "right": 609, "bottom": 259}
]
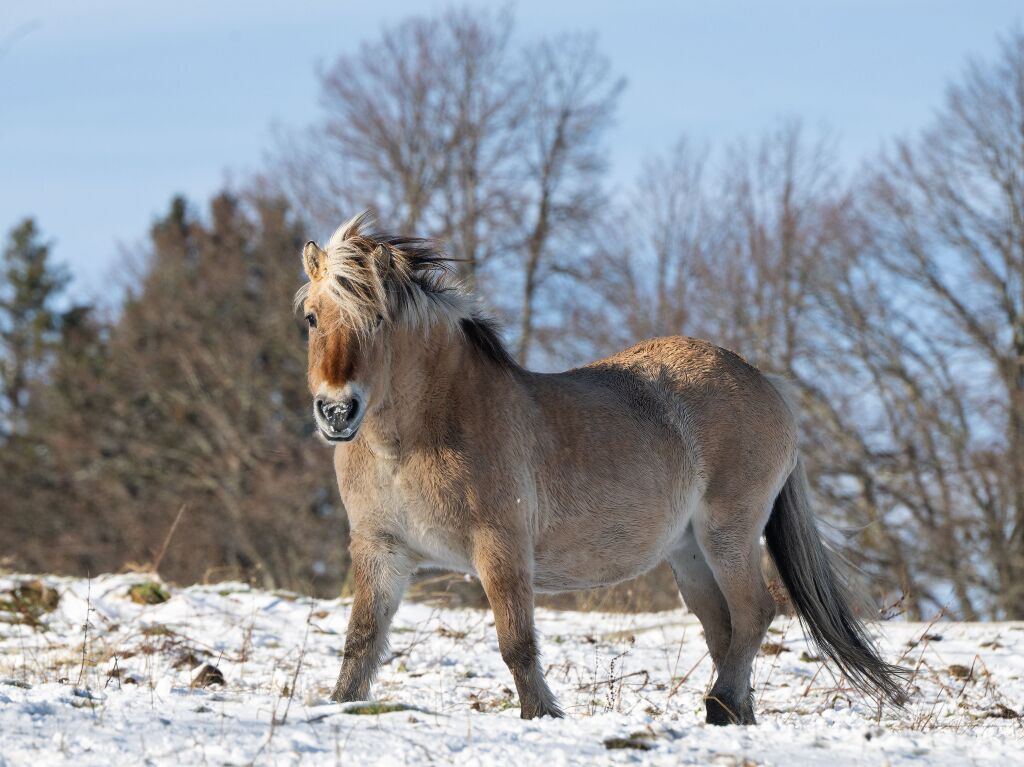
[
  {"left": 665, "top": 525, "right": 732, "bottom": 670},
  {"left": 693, "top": 501, "right": 776, "bottom": 725}
]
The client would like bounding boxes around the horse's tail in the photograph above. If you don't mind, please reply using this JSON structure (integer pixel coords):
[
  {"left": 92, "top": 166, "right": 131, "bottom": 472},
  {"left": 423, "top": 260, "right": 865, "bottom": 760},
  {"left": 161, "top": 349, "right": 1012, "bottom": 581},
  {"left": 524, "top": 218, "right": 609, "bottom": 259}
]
[{"left": 764, "top": 378, "right": 908, "bottom": 707}]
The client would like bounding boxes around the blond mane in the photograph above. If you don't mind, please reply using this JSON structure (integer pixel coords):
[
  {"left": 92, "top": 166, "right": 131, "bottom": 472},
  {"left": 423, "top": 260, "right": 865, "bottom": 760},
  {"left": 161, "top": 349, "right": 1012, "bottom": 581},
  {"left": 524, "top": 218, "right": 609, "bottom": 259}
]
[{"left": 296, "top": 212, "right": 517, "bottom": 367}]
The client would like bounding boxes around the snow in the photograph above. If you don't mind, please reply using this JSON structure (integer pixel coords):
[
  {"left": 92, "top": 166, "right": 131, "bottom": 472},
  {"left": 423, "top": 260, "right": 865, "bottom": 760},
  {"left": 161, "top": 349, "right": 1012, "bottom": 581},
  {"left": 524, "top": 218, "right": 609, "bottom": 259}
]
[{"left": 0, "top": 573, "right": 1021, "bottom": 765}]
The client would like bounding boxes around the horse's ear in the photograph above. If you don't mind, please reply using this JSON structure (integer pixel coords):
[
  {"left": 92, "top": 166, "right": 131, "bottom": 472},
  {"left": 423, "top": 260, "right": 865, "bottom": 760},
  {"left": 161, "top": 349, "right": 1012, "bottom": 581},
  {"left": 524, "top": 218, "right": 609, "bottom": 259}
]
[
  {"left": 303, "top": 241, "right": 327, "bottom": 281},
  {"left": 372, "top": 244, "right": 393, "bottom": 274}
]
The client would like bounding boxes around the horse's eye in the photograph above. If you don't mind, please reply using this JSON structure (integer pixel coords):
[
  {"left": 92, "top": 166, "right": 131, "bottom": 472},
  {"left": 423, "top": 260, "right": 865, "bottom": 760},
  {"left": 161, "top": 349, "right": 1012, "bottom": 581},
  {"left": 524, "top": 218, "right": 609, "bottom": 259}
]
[{"left": 305, "top": 313, "right": 317, "bottom": 329}]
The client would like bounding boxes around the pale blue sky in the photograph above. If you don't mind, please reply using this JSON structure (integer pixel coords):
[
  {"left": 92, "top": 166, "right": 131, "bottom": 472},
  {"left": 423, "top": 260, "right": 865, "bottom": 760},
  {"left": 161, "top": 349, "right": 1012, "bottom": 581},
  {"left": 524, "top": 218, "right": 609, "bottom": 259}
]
[{"left": 1, "top": 1, "right": 1020, "bottom": 299}]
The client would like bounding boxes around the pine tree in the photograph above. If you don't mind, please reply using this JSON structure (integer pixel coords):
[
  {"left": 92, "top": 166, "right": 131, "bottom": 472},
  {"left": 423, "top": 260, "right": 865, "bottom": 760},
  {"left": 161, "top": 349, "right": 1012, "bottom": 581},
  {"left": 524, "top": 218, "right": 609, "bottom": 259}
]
[{"left": 0, "top": 218, "right": 68, "bottom": 436}]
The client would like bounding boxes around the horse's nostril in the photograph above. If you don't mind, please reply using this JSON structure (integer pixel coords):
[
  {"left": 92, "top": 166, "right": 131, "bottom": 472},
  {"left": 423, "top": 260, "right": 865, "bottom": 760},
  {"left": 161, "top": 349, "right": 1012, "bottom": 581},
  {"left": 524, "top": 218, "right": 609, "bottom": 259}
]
[
  {"left": 324, "top": 401, "right": 352, "bottom": 429},
  {"left": 315, "top": 396, "right": 360, "bottom": 435}
]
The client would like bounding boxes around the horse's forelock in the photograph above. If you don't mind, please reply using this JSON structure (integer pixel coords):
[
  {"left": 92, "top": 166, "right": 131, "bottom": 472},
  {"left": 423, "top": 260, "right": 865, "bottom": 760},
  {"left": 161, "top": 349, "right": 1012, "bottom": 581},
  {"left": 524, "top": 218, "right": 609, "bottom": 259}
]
[{"left": 316, "top": 215, "right": 467, "bottom": 336}]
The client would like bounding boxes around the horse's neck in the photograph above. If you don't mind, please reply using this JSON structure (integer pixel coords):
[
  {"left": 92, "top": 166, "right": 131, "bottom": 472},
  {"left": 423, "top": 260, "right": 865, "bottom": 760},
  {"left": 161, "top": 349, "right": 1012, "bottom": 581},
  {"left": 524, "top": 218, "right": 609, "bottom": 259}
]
[{"left": 363, "top": 324, "right": 474, "bottom": 451}]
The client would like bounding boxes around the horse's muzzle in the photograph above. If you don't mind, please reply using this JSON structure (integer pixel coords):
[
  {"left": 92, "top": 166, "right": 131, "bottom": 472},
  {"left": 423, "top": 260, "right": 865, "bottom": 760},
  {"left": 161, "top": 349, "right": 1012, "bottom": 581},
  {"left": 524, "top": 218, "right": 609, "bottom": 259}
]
[{"left": 314, "top": 395, "right": 361, "bottom": 442}]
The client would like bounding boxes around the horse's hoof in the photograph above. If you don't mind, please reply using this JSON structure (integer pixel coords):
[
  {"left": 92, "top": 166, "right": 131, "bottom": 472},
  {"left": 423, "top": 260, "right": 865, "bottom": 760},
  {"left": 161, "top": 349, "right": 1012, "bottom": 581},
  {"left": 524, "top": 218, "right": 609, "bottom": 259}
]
[
  {"left": 520, "top": 701, "right": 565, "bottom": 720},
  {"left": 705, "top": 696, "right": 740, "bottom": 725},
  {"left": 330, "top": 687, "right": 361, "bottom": 704},
  {"left": 705, "top": 695, "right": 756, "bottom": 725}
]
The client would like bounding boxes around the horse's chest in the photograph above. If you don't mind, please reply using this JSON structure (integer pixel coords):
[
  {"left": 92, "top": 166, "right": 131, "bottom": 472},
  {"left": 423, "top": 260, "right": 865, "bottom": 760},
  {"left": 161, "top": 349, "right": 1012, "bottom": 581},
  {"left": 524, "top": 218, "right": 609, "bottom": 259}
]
[{"left": 352, "top": 459, "right": 473, "bottom": 572}]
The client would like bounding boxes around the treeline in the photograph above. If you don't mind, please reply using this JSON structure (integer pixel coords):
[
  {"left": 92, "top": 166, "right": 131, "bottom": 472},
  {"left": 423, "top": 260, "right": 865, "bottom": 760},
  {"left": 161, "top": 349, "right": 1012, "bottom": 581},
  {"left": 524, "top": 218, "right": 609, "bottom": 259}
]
[
  {"left": 2, "top": 9, "right": 1023, "bottom": 618},
  {"left": 1, "top": 195, "right": 342, "bottom": 592}
]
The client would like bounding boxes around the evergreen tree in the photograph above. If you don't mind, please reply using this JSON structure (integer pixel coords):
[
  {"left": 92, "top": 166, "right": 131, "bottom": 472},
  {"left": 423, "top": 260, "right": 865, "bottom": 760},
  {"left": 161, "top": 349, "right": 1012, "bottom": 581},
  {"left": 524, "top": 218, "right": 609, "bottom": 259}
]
[
  {"left": 0, "top": 193, "right": 344, "bottom": 592},
  {"left": 0, "top": 218, "right": 68, "bottom": 436}
]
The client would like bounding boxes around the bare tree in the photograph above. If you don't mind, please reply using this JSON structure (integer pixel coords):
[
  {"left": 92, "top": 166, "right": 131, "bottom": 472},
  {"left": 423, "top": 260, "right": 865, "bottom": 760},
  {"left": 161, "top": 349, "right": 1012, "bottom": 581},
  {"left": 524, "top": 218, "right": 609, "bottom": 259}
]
[
  {"left": 565, "top": 138, "right": 714, "bottom": 357},
  {"left": 514, "top": 34, "right": 623, "bottom": 365},
  {"left": 702, "top": 121, "right": 840, "bottom": 373},
  {"left": 679, "top": 118, "right": 1001, "bottom": 619},
  {"left": 281, "top": 8, "right": 521, "bottom": 286},
  {"left": 571, "top": 122, "right": 840, "bottom": 368},
  {"left": 566, "top": 124, "right": 925, "bottom": 614},
  {"left": 278, "top": 10, "right": 622, "bottom": 364},
  {"left": 845, "top": 30, "right": 1024, "bottom": 618},
  {"left": 808, "top": 236, "right": 986, "bottom": 619}
]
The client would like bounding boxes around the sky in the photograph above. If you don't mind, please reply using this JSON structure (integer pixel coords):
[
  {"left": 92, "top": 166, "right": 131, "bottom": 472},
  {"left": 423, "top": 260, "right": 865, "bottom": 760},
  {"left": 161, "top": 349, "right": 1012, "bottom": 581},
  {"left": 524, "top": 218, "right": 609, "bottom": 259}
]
[{"left": 1, "top": 0, "right": 1021, "bottom": 301}]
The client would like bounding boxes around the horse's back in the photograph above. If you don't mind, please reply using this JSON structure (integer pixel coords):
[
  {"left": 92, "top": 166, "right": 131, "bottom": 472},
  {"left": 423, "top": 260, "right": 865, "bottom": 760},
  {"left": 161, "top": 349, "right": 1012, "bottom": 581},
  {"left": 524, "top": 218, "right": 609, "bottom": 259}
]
[
  {"left": 590, "top": 336, "right": 770, "bottom": 398},
  {"left": 530, "top": 335, "right": 795, "bottom": 486}
]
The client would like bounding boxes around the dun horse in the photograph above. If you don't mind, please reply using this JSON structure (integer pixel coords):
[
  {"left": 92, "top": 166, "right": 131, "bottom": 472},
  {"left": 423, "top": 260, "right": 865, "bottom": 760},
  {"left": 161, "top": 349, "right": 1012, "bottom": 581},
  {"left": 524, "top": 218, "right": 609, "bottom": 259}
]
[{"left": 296, "top": 213, "right": 906, "bottom": 724}]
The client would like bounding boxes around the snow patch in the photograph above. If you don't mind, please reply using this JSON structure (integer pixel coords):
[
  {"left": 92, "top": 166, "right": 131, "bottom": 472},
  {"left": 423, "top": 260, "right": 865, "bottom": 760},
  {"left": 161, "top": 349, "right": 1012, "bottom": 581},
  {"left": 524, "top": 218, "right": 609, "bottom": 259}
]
[{"left": 0, "top": 573, "right": 1021, "bottom": 765}]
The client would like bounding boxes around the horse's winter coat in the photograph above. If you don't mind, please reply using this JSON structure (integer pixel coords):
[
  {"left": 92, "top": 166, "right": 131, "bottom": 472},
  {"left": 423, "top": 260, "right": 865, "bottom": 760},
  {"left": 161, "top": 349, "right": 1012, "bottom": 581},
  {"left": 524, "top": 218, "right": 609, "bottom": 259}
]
[{"left": 296, "top": 213, "right": 906, "bottom": 723}]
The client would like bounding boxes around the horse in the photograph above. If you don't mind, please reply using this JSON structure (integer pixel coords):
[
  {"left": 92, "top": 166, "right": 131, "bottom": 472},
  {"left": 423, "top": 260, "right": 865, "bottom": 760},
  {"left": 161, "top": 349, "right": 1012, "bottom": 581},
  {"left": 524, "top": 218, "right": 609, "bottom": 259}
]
[{"left": 295, "top": 212, "right": 907, "bottom": 724}]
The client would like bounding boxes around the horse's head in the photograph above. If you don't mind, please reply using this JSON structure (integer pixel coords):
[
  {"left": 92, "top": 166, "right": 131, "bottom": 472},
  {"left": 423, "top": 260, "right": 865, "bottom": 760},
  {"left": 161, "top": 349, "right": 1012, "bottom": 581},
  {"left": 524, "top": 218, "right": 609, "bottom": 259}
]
[
  {"left": 296, "top": 212, "right": 465, "bottom": 443},
  {"left": 298, "top": 236, "right": 373, "bottom": 443}
]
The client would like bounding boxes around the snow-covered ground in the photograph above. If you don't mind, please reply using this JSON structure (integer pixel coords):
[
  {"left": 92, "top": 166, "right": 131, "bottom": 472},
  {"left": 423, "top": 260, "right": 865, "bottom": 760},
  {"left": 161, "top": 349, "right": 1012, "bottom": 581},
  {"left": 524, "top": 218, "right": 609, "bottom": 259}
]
[{"left": 0, "top": 574, "right": 1021, "bottom": 765}]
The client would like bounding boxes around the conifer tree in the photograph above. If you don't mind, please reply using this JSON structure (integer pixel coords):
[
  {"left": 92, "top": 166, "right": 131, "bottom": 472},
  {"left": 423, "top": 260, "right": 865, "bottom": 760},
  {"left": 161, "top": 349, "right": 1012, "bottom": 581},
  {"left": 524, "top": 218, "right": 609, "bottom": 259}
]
[{"left": 0, "top": 218, "right": 68, "bottom": 436}]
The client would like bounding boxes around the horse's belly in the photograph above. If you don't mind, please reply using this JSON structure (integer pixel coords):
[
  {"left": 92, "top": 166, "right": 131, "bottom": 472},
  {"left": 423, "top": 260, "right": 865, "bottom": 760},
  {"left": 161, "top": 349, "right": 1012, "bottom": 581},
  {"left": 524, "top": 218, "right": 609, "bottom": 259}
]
[
  {"left": 531, "top": 495, "right": 695, "bottom": 592},
  {"left": 533, "top": 549, "right": 664, "bottom": 592}
]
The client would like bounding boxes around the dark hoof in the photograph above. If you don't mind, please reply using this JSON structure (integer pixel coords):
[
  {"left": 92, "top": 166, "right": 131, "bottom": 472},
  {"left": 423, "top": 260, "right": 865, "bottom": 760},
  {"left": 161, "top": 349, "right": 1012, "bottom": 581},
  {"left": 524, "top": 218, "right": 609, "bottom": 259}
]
[
  {"left": 705, "top": 694, "right": 756, "bottom": 726},
  {"left": 330, "top": 685, "right": 363, "bottom": 704},
  {"left": 705, "top": 696, "right": 740, "bottom": 725},
  {"left": 520, "top": 701, "right": 565, "bottom": 720}
]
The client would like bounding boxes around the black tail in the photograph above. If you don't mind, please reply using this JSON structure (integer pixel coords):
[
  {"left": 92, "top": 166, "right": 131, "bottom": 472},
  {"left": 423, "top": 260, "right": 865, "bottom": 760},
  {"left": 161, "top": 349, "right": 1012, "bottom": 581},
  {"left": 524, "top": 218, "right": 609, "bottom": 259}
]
[{"left": 765, "top": 457, "right": 908, "bottom": 707}]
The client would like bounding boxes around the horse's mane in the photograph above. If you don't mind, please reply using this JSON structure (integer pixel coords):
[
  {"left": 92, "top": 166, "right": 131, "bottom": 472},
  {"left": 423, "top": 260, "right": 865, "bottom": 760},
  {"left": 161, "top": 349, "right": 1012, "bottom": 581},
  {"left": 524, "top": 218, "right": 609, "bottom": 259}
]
[{"left": 296, "top": 212, "right": 518, "bottom": 369}]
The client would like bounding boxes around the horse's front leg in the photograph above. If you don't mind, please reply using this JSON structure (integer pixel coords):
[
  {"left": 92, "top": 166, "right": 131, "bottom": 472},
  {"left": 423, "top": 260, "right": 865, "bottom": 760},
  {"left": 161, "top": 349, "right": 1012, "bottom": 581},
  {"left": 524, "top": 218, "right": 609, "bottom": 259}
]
[
  {"left": 331, "top": 533, "right": 411, "bottom": 703},
  {"left": 474, "top": 529, "right": 563, "bottom": 719}
]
